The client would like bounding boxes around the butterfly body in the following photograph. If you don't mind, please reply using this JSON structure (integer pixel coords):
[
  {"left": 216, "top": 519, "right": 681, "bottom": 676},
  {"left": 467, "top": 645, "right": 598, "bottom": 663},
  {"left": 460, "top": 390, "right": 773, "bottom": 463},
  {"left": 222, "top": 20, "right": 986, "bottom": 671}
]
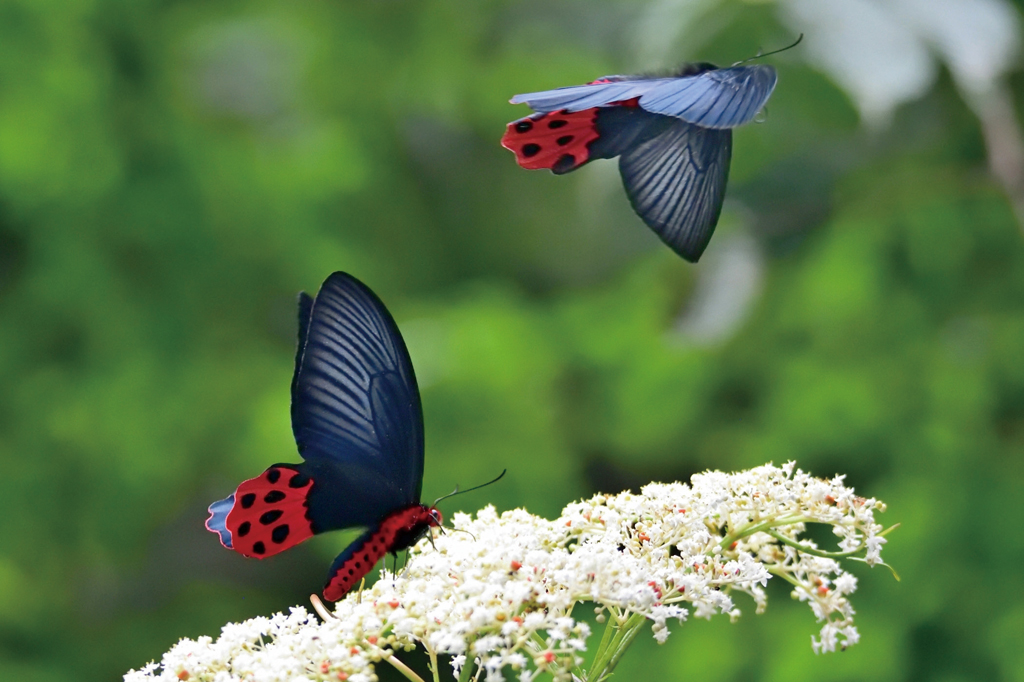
[
  {"left": 206, "top": 272, "right": 439, "bottom": 601},
  {"left": 323, "top": 504, "right": 440, "bottom": 601},
  {"left": 502, "top": 63, "right": 776, "bottom": 262}
]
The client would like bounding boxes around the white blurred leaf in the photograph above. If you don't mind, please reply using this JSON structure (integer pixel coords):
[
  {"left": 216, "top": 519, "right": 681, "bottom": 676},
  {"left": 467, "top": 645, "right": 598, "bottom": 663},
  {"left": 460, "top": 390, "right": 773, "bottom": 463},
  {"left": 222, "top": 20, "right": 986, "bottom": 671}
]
[{"left": 779, "top": 0, "right": 935, "bottom": 125}]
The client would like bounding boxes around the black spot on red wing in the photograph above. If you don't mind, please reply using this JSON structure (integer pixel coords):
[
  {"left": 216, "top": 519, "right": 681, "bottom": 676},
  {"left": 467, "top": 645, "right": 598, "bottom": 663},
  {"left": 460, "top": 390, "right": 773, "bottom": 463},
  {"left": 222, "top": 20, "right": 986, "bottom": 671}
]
[
  {"left": 553, "top": 154, "right": 577, "bottom": 173},
  {"left": 515, "top": 120, "right": 533, "bottom": 133},
  {"left": 260, "top": 509, "right": 283, "bottom": 525},
  {"left": 501, "top": 108, "right": 599, "bottom": 171},
  {"left": 288, "top": 473, "right": 309, "bottom": 488},
  {"left": 223, "top": 467, "right": 315, "bottom": 558},
  {"left": 253, "top": 541, "right": 266, "bottom": 555}
]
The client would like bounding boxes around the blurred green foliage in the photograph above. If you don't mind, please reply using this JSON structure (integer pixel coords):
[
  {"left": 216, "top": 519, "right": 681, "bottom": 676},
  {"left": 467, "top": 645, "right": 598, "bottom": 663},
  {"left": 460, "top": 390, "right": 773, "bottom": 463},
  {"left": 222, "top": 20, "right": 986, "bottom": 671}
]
[{"left": 1, "top": 1, "right": 1023, "bottom": 681}]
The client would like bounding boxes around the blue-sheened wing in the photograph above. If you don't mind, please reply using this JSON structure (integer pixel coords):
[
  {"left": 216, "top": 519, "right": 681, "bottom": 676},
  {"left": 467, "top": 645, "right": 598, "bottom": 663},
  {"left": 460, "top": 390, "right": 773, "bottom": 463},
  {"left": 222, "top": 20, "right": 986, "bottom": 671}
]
[
  {"left": 510, "top": 79, "right": 673, "bottom": 113},
  {"left": 291, "top": 272, "right": 425, "bottom": 516},
  {"left": 291, "top": 292, "right": 314, "bottom": 404},
  {"left": 618, "top": 119, "right": 732, "bottom": 262},
  {"left": 639, "top": 65, "right": 776, "bottom": 129}
]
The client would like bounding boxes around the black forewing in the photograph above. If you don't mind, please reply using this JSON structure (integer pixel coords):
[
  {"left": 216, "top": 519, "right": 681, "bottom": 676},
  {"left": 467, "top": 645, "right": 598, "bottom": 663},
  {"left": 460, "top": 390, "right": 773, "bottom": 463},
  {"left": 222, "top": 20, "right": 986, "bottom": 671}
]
[
  {"left": 618, "top": 120, "right": 732, "bottom": 262},
  {"left": 291, "top": 292, "right": 314, "bottom": 404},
  {"left": 639, "top": 65, "right": 777, "bottom": 129},
  {"left": 588, "top": 107, "right": 677, "bottom": 162},
  {"left": 291, "top": 272, "right": 424, "bottom": 528}
]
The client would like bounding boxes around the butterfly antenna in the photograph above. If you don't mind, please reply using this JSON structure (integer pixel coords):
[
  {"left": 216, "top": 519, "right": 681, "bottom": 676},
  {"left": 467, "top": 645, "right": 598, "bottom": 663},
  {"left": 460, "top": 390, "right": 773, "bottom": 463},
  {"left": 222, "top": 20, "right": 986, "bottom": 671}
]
[
  {"left": 733, "top": 33, "right": 803, "bottom": 66},
  {"left": 431, "top": 469, "right": 507, "bottom": 508},
  {"left": 449, "top": 527, "right": 478, "bottom": 541}
]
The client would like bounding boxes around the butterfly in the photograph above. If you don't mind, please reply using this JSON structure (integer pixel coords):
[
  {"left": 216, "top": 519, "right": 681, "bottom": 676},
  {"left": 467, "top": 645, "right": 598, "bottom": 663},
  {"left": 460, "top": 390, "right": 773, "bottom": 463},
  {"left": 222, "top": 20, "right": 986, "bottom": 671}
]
[
  {"left": 501, "top": 62, "right": 777, "bottom": 262},
  {"left": 206, "top": 272, "right": 440, "bottom": 602}
]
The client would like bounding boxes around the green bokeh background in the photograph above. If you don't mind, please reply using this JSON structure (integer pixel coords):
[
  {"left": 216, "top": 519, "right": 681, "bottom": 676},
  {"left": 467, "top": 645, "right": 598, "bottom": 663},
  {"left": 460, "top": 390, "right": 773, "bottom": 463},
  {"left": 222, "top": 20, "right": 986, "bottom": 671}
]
[{"left": 2, "top": 1, "right": 1023, "bottom": 680}]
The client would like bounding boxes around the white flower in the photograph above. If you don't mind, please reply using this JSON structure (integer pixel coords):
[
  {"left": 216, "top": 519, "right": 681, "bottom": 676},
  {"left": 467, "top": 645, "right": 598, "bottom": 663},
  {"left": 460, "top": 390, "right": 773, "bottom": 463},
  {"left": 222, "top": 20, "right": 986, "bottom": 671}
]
[
  {"left": 125, "top": 463, "right": 891, "bottom": 682},
  {"left": 865, "top": 535, "right": 889, "bottom": 564},
  {"left": 835, "top": 573, "right": 859, "bottom": 595}
]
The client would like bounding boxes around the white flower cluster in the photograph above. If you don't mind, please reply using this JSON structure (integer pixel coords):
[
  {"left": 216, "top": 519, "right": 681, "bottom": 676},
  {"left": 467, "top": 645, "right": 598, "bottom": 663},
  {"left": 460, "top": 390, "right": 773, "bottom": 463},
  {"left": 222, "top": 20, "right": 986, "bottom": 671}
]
[{"left": 126, "top": 462, "right": 891, "bottom": 682}]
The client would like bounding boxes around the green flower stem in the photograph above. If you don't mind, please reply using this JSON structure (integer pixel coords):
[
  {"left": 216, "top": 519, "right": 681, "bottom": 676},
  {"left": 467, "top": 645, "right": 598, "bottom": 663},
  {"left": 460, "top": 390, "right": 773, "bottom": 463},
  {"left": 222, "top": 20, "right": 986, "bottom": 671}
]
[
  {"left": 849, "top": 556, "right": 901, "bottom": 581},
  {"left": 582, "top": 613, "right": 617, "bottom": 679},
  {"left": 719, "top": 515, "right": 810, "bottom": 550},
  {"left": 767, "top": 566, "right": 803, "bottom": 588},
  {"left": 585, "top": 611, "right": 648, "bottom": 682},
  {"left": 457, "top": 655, "right": 473, "bottom": 682},
  {"left": 376, "top": 649, "right": 425, "bottom": 682},
  {"left": 529, "top": 631, "right": 549, "bottom": 650},
  {"left": 765, "top": 529, "right": 866, "bottom": 559},
  {"left": 425, "top": 644, "right": 441, "bottom": 682},
  {"left": 585, "top": 614, "right": 614, "bottom": 675},
  {"left": 349, "top": 623, "right": 425, "bottom": 682},
  {"left": 600, "top": 612, "right": 647, "bottom": 680},
  {"left": 584, "top": 610, "right": 623, "bottom": 681}
]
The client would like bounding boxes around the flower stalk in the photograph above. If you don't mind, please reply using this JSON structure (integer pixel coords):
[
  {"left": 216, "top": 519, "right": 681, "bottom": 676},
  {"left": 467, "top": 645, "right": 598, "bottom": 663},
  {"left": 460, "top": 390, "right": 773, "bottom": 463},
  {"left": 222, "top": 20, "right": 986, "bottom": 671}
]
[
  {"left": 126, "top": 462, "right": 892, "bottom": 682},
  {"left": 586, "top": 611, "right": 648, "bottom": 682}
]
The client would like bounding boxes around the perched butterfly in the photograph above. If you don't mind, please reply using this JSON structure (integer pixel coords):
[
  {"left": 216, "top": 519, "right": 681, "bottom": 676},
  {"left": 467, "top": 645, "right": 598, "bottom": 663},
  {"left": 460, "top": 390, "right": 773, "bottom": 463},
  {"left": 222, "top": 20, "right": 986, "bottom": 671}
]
[
  {"left": 502, "top": 62, "right": 778, "bottom": 262},
  {"left": 206, "top": 272, "right": 440, "bottom": 602}
]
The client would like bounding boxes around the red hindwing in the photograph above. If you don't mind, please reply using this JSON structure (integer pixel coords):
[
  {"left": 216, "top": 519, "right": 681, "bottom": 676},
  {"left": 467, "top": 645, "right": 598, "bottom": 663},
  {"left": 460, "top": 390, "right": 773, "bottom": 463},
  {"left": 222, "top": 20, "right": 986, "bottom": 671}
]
[
  {"left": 224, "top": 465, "right": 316, "bottom": 559},
  {"left": 501, "top": 109, "right": 600, "bottom": 173}
]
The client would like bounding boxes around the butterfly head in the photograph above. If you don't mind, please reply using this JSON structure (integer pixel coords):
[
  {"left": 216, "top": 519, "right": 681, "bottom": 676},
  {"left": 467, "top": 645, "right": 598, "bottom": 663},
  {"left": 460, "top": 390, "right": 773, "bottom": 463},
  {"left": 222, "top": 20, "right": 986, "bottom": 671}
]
[{"left": 385, "top": 504, "right": 443, "bottom": 553}]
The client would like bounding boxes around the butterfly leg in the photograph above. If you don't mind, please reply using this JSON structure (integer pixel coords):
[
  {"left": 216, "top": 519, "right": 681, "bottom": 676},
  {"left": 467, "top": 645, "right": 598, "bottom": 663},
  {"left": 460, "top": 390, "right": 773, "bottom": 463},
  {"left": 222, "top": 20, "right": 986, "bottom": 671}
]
[{"left": 399, "top": 550, "right": 412, "bottom": 580}]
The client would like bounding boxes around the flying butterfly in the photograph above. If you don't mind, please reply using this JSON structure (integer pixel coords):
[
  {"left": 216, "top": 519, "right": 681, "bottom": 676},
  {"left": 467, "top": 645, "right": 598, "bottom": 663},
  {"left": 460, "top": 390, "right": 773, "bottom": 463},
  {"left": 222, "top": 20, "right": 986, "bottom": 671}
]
[
  {"left": 207, "top": 272, "right": 490, "bottom": 601},
  {"left": 502, "top": 40, "right": 798, "bottom": 262}
]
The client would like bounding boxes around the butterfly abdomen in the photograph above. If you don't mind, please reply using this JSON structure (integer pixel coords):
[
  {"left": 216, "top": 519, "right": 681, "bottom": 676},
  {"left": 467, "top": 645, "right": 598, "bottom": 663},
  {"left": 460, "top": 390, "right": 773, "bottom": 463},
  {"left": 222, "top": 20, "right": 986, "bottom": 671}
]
[
  {"left": 206, "top": 464, "right": 317, "bottom": 558},
  {"left": 322, "top": 504, "right": 442, "bottom": 601}
]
